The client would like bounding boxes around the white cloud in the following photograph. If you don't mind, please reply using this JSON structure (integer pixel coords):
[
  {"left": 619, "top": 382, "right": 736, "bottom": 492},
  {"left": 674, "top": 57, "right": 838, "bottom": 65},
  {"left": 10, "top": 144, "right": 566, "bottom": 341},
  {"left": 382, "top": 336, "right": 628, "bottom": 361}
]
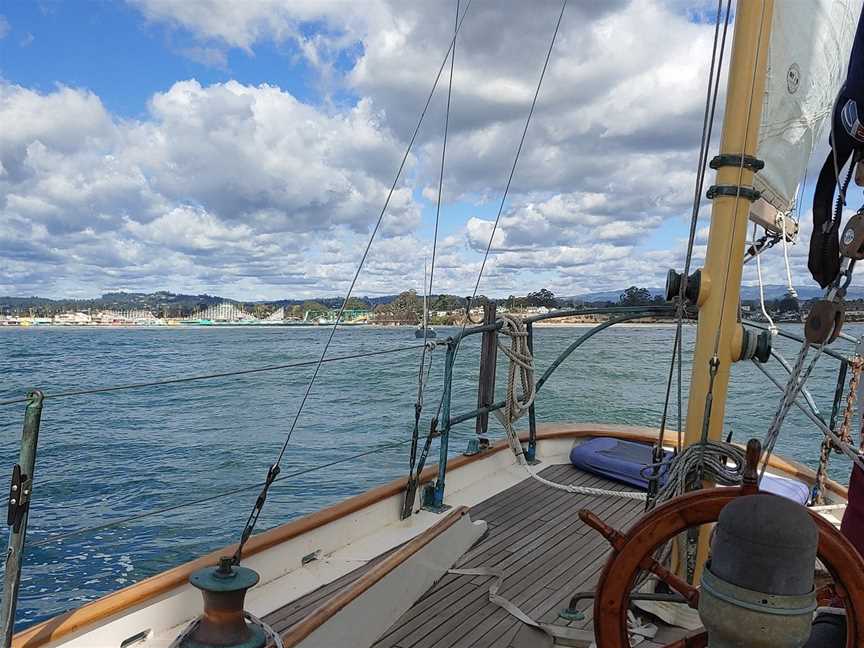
[
  {"left": 0, "top": 15, "right": 9, "bottom": 40},
  {"left": 0, "top": 80, "right": 420, "bottom": 297},
  {"left": 7, "top": 0, "right": 834, "bottom": 300}
]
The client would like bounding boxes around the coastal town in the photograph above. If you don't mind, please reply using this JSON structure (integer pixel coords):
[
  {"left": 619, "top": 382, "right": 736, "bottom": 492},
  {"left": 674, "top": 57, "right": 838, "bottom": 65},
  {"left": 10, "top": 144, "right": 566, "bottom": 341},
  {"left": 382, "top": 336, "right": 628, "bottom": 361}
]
[
  {"left": 0, "top": 294, "right": 565, "bottom": 327},
  {"left": 0, "top": 287, "right": 659, "bottom": 327},
  {"left": 3, "top": 285, "right": 862, "bottom": 327}
]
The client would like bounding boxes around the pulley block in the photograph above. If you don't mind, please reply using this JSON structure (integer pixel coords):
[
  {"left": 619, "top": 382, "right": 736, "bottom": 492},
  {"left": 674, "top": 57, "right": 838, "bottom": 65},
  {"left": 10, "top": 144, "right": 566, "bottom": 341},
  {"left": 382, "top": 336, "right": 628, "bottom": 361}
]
[
  {"left": 805, "top": 300, "right": 845, "bottom": 345},
  {"left": 665, "top": 268, "right": 701, "bottom": 305},
  {"left": 840, "top": 210, "right": 864, "bottom": 260},
  {"left": 739, "top": 328, "right": 772, "bottom": 363}
]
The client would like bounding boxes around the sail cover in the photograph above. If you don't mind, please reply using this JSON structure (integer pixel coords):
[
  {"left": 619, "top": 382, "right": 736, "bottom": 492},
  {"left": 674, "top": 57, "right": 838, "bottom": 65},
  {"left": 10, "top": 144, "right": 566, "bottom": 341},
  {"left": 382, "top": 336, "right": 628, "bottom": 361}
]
[{"left": 753, "top": 0, "right": 863, "bottom": 215}]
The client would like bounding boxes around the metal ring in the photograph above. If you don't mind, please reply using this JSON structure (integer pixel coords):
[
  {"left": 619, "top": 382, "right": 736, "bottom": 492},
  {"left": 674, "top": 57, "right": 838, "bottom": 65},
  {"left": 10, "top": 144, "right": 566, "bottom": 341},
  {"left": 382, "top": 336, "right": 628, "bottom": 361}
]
[{"left": 700, "top": 566, "right": 817, "bottom": 617}]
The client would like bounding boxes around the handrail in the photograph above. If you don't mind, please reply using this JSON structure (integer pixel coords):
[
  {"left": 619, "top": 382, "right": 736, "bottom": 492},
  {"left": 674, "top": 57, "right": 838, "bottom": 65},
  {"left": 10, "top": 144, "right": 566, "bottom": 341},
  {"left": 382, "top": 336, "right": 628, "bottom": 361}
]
[
  {"left": 445, "top": 304, "right": 679, "bottom": 344},
  {"left": 535, "top": 312, "right": 672, "bottom": 391},
  {"left": 430, "top": 308, "right": 861, "bottom": 512},
  {"left": 445, "top": 309, "right": 690, "bottom": 429}
]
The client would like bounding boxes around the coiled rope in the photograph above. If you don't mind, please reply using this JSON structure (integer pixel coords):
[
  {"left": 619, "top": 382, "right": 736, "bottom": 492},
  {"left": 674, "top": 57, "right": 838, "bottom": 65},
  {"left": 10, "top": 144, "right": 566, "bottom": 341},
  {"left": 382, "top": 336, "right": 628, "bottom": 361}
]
[
  {"left": 493, "top": 315, "right": 759, "bottom": 507},
  {"left": 494, "top": 315, "right": 645, "bottom": 501},
  {"left": 652, "top": 441, "right": 745, "bottom": 504},
  {"left": 496, "top": 314, "right": 535, "bottom": 440}
]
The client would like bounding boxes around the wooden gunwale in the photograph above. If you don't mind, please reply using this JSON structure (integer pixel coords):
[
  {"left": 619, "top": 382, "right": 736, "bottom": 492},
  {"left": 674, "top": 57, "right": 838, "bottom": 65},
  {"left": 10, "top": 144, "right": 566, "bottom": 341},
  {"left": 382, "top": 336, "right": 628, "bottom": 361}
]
[{"left": 12, "top": 423, "right": 847, "bottom": 648}]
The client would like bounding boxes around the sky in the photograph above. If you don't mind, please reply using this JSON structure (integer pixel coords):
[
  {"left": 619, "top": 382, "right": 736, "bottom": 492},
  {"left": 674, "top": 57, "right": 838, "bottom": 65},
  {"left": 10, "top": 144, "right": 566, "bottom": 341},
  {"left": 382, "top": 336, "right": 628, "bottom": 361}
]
[{"left": 0, "top": 0, "right": 862, "bottom": 300}]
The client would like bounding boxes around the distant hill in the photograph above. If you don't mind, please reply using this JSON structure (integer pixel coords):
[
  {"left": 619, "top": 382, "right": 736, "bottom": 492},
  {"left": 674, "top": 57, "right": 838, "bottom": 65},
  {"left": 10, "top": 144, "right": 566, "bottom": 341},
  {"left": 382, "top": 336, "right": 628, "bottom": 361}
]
[{"left": 0, "top": 291, "right": 409, "bottom": 316}]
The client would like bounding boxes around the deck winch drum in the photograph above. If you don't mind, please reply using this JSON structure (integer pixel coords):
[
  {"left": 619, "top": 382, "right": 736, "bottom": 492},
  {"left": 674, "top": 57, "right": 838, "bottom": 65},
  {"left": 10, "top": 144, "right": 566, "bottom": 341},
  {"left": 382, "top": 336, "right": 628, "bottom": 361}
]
[
  {"left": 698, "top": 493, "right": 818, "bottom": 648},
  {"left": 178, "top": 558, "right": 266, "bottom": 648}
]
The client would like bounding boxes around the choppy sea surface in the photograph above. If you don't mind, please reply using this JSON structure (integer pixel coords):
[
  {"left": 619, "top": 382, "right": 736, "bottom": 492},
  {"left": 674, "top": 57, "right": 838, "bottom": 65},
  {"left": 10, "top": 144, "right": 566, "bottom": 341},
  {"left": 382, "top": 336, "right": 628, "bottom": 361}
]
[{"left": 0, "top": 323, "right": 860, "bottom": 629}]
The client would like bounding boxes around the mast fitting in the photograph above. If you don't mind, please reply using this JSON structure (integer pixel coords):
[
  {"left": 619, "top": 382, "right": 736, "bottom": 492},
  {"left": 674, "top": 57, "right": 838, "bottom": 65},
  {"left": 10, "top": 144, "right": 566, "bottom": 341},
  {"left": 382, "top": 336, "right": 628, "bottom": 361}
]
[
  {"left": 733, "top": 326, "right": 771, "bottom": 363},
  {"left": 709, "top": 153, "right": 765, "bottom": 172},
  {"left": 706, "top": 184, "right": 761, "bottom": 202}
]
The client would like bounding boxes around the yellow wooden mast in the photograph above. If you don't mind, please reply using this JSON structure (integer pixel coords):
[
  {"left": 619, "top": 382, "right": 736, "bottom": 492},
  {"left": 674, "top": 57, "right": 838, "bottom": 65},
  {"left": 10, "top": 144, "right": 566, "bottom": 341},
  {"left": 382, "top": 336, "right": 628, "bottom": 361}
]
[{"left": 683, "top": 0, "right": 774, "bottom": 573}]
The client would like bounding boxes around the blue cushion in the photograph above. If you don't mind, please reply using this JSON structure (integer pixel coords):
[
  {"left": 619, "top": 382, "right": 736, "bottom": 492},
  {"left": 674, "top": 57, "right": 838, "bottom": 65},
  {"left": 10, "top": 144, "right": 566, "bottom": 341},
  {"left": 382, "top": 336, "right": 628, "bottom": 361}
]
[{"left": 569, "top": 437, "right": 810, "bottom": 504}]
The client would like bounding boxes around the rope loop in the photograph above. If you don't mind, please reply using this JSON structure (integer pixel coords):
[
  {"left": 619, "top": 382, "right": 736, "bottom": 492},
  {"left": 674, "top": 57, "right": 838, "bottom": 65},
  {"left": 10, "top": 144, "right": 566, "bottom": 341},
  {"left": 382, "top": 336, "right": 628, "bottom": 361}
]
[
  {"left": 493, "top": 315, "right": 644, "bottom": 501},
  {"left": 495, "top": 315, "right": 536, "bottom": 430}
]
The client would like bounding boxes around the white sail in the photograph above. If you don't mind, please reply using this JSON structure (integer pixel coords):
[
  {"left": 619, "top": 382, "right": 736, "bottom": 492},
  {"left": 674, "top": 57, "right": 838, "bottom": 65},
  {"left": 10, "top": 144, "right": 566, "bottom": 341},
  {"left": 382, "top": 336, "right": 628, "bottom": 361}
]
[{"left": 752, "top": 0, "right": 862, "bottom": 226}]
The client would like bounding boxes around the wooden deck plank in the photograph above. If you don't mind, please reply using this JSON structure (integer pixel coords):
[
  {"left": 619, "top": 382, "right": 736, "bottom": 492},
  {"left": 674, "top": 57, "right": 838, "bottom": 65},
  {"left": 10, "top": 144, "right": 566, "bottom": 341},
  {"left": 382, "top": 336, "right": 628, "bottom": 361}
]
[
  {"left": 267, "top": 463, "right": 647, "bottom": 648},
  {"left": 377, "top": 466, "right": 644, "bottom": 648},
  {"left": 458, "top": 498, "right": 643, "bottom": 648},
  {"left": 368, "top": 472, "right": 612, "bottom": 644},
  {"left": 370, "top": 478, "right": 616, "bottom": 646}
]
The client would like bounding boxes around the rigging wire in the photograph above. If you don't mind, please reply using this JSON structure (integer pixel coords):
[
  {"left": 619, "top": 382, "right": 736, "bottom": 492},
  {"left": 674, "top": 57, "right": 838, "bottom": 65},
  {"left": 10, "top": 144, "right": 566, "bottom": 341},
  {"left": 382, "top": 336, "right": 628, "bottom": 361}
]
[
  {"left": 404, "top": 0, "right": 568, "bottom": 501},
  {"left": 0, "top": 345, "right": 428, "bottom": 408},
  {"left": 229, "top": 0, "right": 475, "bottom": 564},
  {"left": 27, "top": 430, "right": 472, "bottom": 550},
  {"left": 407, "top": 0, "right": 459, "bottom": 503},
  {"left": 431, "top": 0, "right": 569, "bottom": 430},
  {"left": 652, "top": 0, "right": 731, "bottom": 479},
  {"left": 428, "top": 0, "right": 457, "bottom": 322}
]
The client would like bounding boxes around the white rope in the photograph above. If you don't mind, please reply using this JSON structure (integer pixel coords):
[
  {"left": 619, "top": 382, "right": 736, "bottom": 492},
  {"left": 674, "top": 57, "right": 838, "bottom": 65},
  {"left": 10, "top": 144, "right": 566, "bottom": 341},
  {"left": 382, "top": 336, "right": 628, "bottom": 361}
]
[
  {"left": 447, "top": 568, "right": 655, "bottom": 647},
  {"left": 496, "top": 314, "right": 536, "bottom": 433},
  {"left": 753, "top": 223, "right": 778, "bottom": 335},
  {"left": 246, "top": 611, "right": 284, "bottom": 648},
  {"left": 779, "top": 214, "right": 798, "bottom": 298},
  {"left": 169, "top": 612, "right": 283, "bottom": 648},
  {"left": 494, "top": 315, "right": 646, "bottom": 501}
]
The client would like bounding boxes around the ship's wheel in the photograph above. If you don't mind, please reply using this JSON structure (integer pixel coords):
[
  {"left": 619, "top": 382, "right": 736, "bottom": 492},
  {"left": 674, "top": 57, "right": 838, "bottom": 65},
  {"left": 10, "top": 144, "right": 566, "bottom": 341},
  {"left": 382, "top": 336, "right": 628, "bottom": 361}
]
[{"left": 580, "top": 442, "right": 864, "bottom": 648}]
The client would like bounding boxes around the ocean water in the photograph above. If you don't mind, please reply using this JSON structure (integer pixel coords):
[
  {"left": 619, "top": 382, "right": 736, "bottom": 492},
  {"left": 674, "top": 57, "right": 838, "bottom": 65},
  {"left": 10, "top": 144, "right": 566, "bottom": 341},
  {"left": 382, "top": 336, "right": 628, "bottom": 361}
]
[{"left": 0, "top": 323, "right": 859, "bottom": 629}]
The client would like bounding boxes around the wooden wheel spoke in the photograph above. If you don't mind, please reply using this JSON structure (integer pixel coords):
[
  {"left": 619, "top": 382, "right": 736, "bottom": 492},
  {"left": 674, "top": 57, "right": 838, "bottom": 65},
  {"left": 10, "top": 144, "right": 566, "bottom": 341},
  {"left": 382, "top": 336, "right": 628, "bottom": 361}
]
[
  {"left": 581, "top": 486, "right": 864, "bottom": 648},
  {"left": 636, "top": 556, "right": 699, "bottom": 609},
  {"left": 579, "top": 509, "right": 699, "bottom": 608}
]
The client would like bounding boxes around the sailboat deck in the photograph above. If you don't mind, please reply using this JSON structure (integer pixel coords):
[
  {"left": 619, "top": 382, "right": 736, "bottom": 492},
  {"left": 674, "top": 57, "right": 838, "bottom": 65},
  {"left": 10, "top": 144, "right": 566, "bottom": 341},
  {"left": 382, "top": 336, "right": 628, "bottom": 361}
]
[{"left": 267, "top": 463, "right": 666, "bottom": 647}]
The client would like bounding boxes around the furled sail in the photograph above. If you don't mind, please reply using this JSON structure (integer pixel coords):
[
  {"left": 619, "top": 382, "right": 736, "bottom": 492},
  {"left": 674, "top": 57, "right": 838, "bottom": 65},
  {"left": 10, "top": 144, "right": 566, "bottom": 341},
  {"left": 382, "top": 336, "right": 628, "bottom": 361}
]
[{"left": 751, "top": 0, "right": 863, "bottom": 231}]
